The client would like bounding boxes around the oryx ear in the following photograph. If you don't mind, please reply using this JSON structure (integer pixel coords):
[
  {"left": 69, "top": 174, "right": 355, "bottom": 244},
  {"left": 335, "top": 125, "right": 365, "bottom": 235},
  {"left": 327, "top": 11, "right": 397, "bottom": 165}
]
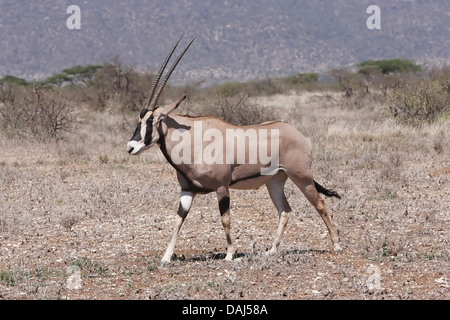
[{"left": 155, "top": 94, "right": 187, "bottom": 119}]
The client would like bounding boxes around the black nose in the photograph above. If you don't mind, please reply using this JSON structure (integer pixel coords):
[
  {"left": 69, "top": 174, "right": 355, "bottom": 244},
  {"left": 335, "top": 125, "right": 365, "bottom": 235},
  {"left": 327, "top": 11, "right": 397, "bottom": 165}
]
[{"left": 128, "top": 147, "right": 134, "bottom": 154}]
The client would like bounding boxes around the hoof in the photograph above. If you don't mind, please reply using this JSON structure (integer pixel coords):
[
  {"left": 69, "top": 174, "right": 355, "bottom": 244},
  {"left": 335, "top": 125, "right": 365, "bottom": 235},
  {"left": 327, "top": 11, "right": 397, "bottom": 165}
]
[
  {"left": 265, "top": 248, "right": 277, "bottom": 256},
  {"left": 333, "top": 244, "right": 343, "bottom": 253},
  {"left": 159, "top": 260, "right": 170, "bottom": 268},
  {"left": 224, "top": 254, "right": 234, "bottom": 261}
]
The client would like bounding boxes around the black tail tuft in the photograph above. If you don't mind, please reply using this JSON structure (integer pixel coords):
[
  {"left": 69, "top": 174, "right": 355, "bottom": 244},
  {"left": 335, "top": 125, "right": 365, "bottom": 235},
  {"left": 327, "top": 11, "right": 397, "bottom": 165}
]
[{"left": 314, "top": 180, "right": 341, "bottom": 199}]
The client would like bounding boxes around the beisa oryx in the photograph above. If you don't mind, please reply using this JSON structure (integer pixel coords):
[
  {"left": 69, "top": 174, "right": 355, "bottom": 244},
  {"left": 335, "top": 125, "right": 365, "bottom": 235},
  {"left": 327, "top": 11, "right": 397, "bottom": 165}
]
[{"left": 127, "top": 35, "right": 342, "bottom": 264}]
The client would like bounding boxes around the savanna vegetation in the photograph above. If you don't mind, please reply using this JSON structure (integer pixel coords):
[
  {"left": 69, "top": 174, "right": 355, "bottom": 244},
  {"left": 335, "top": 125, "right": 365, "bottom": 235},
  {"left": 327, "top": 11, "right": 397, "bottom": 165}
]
[
  {"left": 1, "top": 58, "right": 448, "bottom": 139},
  {"left": 0, "top": 58, "right": 449, "bottom": 300}
]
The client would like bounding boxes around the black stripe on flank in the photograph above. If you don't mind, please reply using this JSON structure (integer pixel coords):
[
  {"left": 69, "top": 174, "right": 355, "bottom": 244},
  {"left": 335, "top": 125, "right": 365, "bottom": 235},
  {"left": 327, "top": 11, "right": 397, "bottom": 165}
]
[{"left": 229, "top": 173, "right": 263, "bottom": 187}]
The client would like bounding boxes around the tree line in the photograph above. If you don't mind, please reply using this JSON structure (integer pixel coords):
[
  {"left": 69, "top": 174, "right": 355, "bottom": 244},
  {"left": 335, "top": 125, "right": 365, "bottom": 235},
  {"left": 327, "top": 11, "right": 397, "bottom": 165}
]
[{"left": 0, "top": 57, "right": 448, "bottom": 140}]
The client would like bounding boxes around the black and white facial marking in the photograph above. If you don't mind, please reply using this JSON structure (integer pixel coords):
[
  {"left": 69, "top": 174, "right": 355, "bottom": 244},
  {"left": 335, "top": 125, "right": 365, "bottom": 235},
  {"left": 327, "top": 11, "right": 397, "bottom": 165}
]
[{"left": 127, "top": 108, "right": 160, "bottom": 155}]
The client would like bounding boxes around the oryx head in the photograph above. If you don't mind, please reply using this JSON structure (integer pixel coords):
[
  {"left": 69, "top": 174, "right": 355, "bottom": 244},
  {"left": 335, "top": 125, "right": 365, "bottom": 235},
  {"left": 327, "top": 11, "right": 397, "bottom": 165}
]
[{"left": 127, "top": 35, "right": 195, "bottom": 155}]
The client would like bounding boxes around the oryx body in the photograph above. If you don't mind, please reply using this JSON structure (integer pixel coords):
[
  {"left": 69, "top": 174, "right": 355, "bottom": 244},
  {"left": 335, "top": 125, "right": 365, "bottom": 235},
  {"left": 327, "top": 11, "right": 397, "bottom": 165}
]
[{"left": 127, "top": 36, "right": 342, "bottom": 264}]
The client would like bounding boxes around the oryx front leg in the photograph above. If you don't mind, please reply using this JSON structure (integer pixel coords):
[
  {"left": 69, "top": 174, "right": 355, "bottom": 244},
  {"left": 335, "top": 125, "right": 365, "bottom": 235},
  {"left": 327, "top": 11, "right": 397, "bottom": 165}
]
[
  {"left": 217, "top": 187, "right": 235, "bottom": 261},
  {"left": 266, "top": 173, "right": 292, "bottom": 256},
  {"left": 161, "top": 191, "right": 196, "bottom": 264}
]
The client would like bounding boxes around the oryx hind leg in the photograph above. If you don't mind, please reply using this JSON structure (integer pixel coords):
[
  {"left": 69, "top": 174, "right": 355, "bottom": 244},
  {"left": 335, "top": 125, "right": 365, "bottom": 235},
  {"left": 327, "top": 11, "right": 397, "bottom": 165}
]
[
  {"left": 288, "top": 173, "right": 342, "bottom": 253},
  {"left": 161, "top": 191, "right": 196, "bottom": 265},
  {"left": 217, "top": 187, "right": 235, "bottom": 261},
  {"left": 266, "top": 171, "right": 292, "bottom": 255}
]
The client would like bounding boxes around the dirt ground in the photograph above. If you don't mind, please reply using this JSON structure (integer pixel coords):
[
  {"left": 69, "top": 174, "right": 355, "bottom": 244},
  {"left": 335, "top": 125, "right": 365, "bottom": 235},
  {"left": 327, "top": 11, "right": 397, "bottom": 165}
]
[{"left": 0, "top": 94, "right": 449, "bottom": 300}]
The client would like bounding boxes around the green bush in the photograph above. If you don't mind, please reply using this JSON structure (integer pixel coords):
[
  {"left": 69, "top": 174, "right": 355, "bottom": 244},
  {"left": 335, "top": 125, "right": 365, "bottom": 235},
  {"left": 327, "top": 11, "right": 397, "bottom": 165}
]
[
  {"left": 62, "top": 64, "right": 103, "bottom": 85},
  {"left": 39, "top": 73, "right": 73, "bottom": 87},
  {"left": 0, "top": 270, "right": 16, "bottom": 286},
  {"left": 1, "top": 75, "right": 29, "bottom": 86},
  {"left": 0, "top": 268, "right": 31, "bottom": 287},
  {"left": 281, "top": 72, "right": 319, "bottom": 86},
  {"left": 358, "top": 59, "right": 422, "bottom": 75}
]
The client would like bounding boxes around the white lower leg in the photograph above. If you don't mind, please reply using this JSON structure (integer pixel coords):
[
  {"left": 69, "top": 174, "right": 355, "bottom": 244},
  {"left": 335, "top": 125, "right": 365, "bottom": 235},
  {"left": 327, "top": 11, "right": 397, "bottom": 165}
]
[
  {"left": 161, "top": 214, "right": 184, "bottom": 263},
  {"left": 161, "top": 191, "right": 194, "bottom": 264},
  {"left": 221, "top": 211, "right": 235, "bottom": 261},
  {"left": 268, "top": 210, "right": 291, "bottom": 255}
]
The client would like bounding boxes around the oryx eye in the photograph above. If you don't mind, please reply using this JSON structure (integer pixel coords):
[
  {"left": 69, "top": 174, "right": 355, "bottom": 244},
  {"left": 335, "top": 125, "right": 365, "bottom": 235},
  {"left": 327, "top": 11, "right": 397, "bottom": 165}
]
[{"left": 139, "top": 108, "right": 149, "bottom": 119}]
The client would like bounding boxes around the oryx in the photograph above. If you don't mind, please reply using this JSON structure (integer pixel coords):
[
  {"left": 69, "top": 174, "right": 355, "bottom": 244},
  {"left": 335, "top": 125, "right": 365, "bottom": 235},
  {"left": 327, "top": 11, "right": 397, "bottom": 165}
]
[{"left": 127, "top": 35, "right": 342, "bottom": 264}]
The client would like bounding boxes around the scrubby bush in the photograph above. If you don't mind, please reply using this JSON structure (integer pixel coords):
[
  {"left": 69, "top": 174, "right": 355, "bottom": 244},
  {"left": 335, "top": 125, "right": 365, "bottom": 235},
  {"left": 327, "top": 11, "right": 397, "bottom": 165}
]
[
  {"left": 0, "top": 86, "right": 76, "bottom": 140},
  {"left": 211, "top": 74, "right": 319, "bottom": 97},
  {"left": 87, "top": 56, "right": 172, "bottom": 113},
  {"left": 282, "top": 72, "right": 319, "bottom": 85},
  {"left": 389, "top": 80, "right": 450, "bottom": 126},
  {"left": 280, "top": 72, "right": 319, "bottom": 92},
  {"left": 327, "top": 69, "right": 357, "bottom": 97},
  {"left": 213, "top": 81, "right": 248, "bottom": 97},
  {"left": 189, "top": 92, "right": 276, "bottom": 126},
  {"left": 212, "top": 78, "right": 283, "bottom": 98}
]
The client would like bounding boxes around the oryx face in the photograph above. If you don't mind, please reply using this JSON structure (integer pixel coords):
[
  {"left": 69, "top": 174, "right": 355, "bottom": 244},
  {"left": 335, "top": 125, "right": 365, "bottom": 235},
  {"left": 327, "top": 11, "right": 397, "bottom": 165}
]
[
  {"left": 126, "top": 34, "right": 195, "bottom": 155},
  {"left": 127, "top": 108, "right": 162, "bottom": 155}
]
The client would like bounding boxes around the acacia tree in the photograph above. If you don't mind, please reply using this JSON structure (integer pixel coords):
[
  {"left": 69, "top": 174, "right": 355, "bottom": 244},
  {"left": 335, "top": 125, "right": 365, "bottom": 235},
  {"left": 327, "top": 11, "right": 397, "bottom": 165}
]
[
  {"left": 62, "top": 65, "right": 103, "bottom": 85},
  {"left": 357, "top": 59, "right": 422, "bottom": 97},
  {"left": 357, "top": 59, "right": 422, "bottom": 75}
]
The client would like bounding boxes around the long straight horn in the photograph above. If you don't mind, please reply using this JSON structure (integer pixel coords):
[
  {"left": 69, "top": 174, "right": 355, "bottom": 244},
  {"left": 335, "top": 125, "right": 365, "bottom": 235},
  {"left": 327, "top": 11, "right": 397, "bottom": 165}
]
[
  {"left": 145, "top": 34, "right": 184, "bottom": 109},
  {"left": 149, "top": 35, "right": 197, "bottom": 110}
]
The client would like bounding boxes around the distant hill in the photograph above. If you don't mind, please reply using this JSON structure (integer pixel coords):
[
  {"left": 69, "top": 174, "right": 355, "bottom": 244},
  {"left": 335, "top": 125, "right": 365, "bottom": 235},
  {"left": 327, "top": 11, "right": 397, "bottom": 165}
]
[{"left": 0, "top": 0, "right": 449, "bottom": 84}]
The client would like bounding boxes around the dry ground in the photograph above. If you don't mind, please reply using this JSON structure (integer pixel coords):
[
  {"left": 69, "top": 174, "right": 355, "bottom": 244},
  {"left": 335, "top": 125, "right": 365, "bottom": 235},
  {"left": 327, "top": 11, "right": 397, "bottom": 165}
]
[{"left": 0, "top": 93, "right": 448, "bottom": 300}]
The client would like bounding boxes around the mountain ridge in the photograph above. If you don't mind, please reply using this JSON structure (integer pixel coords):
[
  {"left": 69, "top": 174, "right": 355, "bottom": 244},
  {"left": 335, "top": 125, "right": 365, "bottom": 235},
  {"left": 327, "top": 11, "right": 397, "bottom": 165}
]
[{"left": 0, "top": 0, "right": 449, "bottom": 84}]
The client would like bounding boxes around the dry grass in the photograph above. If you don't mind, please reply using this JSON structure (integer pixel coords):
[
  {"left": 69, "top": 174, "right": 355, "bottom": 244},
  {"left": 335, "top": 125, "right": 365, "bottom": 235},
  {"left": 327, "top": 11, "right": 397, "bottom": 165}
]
[{"left": 0, "top": 91, "right": 449, "bottom": 300}]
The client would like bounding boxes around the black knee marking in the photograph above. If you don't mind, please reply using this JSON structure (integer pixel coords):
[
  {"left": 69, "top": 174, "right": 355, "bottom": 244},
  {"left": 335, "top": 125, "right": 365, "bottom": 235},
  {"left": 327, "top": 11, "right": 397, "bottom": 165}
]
[{"left": 218, "top": 196, "right": 230, "bottom": 215}]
